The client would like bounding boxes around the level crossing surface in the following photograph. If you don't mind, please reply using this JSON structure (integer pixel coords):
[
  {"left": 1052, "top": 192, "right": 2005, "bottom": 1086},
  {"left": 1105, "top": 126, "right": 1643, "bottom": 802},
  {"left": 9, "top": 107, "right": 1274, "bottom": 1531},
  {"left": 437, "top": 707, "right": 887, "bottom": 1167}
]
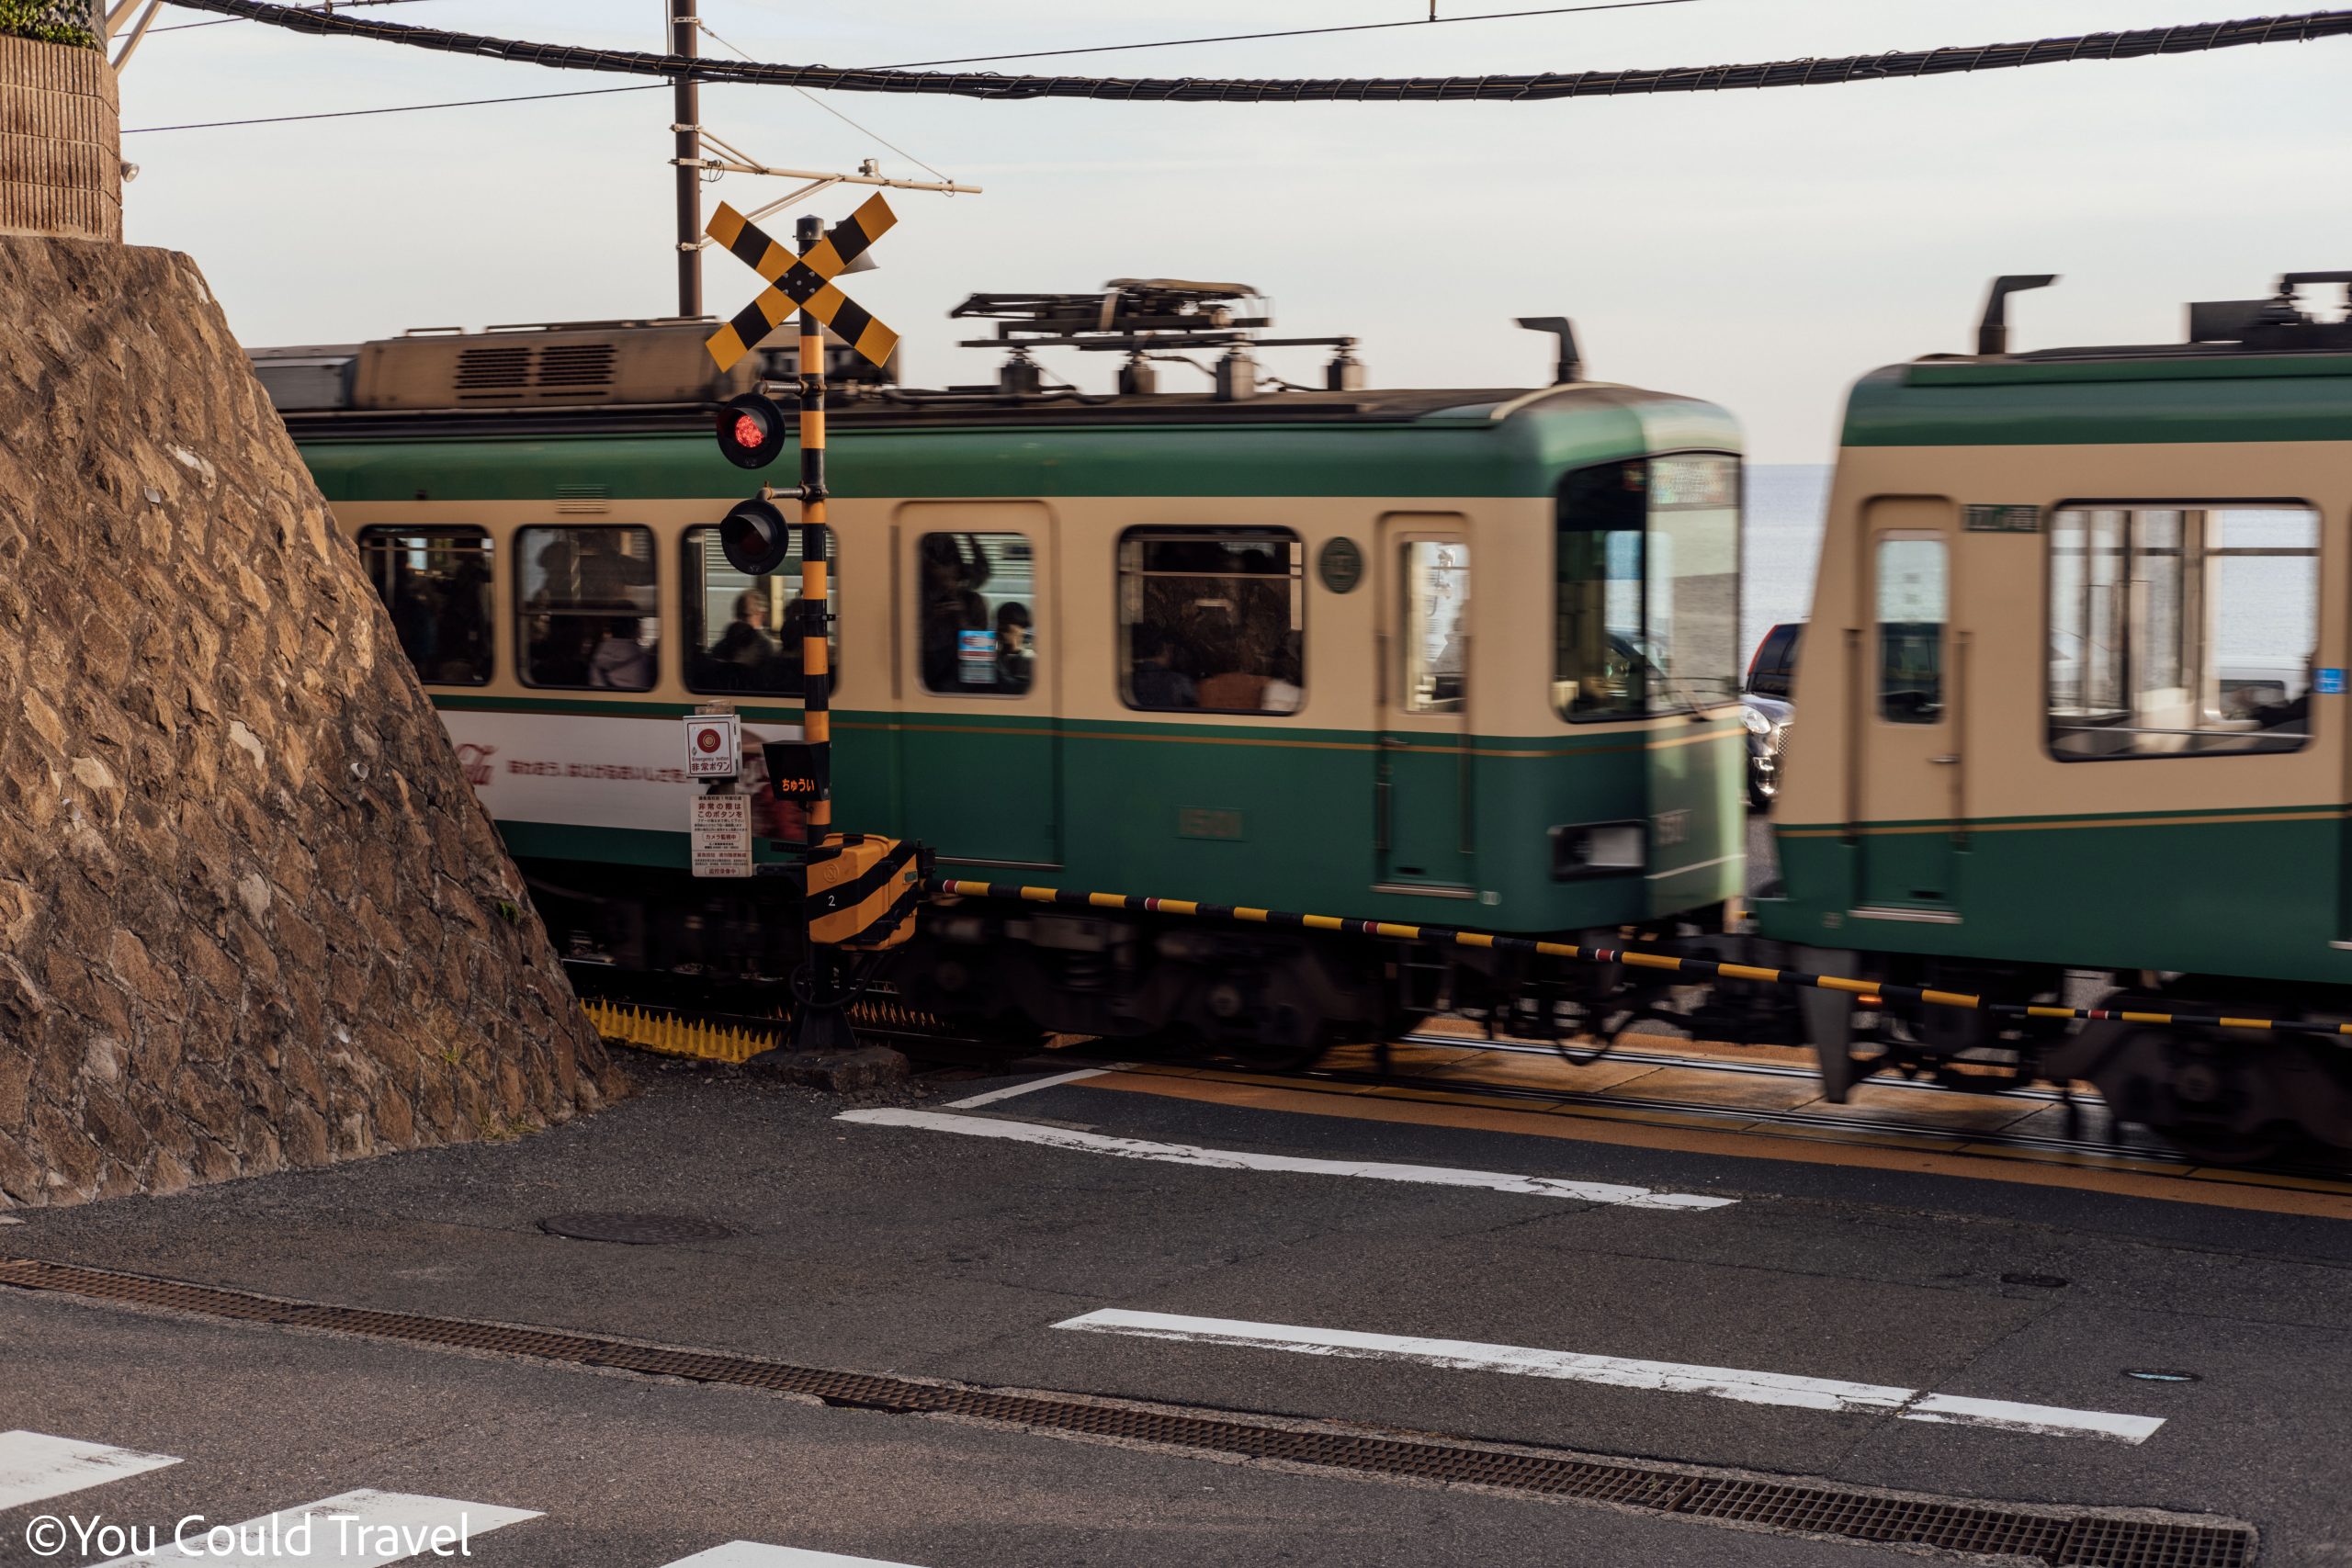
[{"left": 3, "top": 1066, "right": 2347, "bottom": 1562}]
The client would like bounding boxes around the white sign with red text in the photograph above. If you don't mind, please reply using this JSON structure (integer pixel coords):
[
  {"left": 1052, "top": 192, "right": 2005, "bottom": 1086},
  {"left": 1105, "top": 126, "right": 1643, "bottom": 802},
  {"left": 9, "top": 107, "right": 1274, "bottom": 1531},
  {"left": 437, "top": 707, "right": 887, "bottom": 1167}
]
[
  {"left": 684, "top": 713, "right": 741, "bottom": 778},
  {"left": 437, "top": 710, "right": 802, "bottom": 848}
]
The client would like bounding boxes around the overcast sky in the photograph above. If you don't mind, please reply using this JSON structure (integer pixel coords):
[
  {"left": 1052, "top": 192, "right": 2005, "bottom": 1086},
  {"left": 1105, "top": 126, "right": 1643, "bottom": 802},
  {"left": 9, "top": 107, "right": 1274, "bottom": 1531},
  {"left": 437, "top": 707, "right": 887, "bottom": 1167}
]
[{"left": 119, "top": 0, "right": 2352, "bottom": 460}]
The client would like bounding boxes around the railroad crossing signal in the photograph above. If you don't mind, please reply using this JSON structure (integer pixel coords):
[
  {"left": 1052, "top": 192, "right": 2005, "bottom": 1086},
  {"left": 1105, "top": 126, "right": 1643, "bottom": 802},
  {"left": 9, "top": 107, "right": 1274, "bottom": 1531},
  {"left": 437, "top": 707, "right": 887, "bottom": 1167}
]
[{"left": 702, "top": 194, "right": 900, "bottom": 374}]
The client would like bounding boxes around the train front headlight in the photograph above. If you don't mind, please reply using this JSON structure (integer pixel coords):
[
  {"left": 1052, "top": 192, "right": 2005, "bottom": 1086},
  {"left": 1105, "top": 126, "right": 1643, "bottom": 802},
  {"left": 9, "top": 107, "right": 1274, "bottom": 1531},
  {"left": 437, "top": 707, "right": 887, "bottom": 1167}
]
[{"left": 1550, "top": 821, "right": 1646, "bottom": 880}]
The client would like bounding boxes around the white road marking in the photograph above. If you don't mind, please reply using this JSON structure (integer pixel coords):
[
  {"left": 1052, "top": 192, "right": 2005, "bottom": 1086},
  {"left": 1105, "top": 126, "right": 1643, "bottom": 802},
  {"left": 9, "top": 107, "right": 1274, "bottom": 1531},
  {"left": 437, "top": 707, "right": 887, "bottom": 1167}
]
[
  {"left": 95, "top": 1490, "right": 539, "bottom": 1566},
  {"left": 841, "top": 1107, "right": 1735, "bottom": 1210},
  {"left": 663, "top": 1546, "right": 932, "bottom": 1568},
  {"left": 943, "top": 1067, "right": 1114, "bottom": 1109},
  {"left": 1054, "top": 1311, "right": 2165, "bottom": 1445},
  {"left": 0, "top": 1431, "right": 179, "bottom": 1509}
]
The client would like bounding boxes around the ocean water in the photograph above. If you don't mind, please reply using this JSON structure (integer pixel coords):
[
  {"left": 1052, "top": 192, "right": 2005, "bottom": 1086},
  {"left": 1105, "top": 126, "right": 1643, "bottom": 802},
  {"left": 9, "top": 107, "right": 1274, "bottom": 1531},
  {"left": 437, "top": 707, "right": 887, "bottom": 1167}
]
[{"left": 1742, "top": 464, "right": 1830, "bottom": 663}]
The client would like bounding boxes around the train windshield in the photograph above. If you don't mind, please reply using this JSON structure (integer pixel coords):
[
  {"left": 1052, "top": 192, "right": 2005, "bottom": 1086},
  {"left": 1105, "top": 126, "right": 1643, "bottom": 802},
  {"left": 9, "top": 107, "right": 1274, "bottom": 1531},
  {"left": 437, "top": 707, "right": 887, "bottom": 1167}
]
[{"left": 1553, "top": 455, "right": 1741, "bottom": 720}]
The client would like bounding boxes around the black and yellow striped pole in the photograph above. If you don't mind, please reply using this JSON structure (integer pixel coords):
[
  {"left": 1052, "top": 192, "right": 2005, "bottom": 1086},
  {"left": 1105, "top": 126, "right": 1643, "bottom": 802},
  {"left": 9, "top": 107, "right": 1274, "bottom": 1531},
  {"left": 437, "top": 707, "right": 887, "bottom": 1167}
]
[
  {"left": 795, "top": 214, "right": 833, "bottom": 847},
  {"left": 702, "top": 197, "right": 924, "bottom": 1058}
]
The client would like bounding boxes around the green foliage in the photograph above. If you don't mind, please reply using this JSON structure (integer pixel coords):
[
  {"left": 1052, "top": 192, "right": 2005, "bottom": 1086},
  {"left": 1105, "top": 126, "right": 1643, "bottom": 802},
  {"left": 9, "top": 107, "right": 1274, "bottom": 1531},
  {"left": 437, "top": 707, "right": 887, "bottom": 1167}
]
[{"left": 0, "top": 1, "right": 99, "bottom": 50}]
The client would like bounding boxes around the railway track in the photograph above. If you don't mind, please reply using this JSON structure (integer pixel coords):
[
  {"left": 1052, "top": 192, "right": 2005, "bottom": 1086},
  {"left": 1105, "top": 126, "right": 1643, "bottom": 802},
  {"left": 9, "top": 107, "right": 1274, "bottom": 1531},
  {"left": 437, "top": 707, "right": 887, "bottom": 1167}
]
[{"left": 571, "top": 964, "right": 2352, "bottom": 1188}]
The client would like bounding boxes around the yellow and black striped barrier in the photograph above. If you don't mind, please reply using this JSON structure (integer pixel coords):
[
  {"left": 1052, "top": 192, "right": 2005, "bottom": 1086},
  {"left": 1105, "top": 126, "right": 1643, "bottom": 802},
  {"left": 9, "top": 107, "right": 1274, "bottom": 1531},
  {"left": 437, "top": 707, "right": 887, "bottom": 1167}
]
[{"left": 930, "top": 878, "right": 2352, "bottom": 1040}]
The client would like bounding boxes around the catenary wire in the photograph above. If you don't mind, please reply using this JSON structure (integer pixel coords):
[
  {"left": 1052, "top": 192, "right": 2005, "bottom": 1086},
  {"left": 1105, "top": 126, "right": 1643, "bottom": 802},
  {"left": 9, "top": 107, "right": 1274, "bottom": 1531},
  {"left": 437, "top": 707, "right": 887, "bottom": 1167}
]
[
  {"left": 697, "top": 16, "right": 952, "bottom": 185},
  {"left": 121, "top": 82, "right": 663, "bottom": 132},
  {"left": 149, "top": 0, "right": 444, "bottom": 34},
  {"left": 871, "top": 0, "right": 1709, "bottom": 71},
  {"left": 142, "top": 1, "right": 2352, "bottom": 103}
]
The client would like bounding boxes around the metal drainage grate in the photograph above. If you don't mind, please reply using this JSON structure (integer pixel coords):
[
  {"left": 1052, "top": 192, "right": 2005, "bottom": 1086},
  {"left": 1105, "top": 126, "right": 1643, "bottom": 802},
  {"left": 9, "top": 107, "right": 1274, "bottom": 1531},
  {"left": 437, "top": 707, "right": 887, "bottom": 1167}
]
[
  {"left": 537, "top": 1213, "right": 733, "bottom": 1246},
  {"left": 0, "top": 1255, "right": 2253, "bottom": 1568}
]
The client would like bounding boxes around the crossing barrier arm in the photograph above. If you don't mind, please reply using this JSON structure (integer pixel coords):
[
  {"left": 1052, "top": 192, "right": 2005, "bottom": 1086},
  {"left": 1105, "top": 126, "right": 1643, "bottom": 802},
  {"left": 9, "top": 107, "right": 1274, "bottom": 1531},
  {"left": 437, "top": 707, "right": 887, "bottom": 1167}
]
[{"left": 929, "top": 879, "right": 2352, "bottom": 1041}]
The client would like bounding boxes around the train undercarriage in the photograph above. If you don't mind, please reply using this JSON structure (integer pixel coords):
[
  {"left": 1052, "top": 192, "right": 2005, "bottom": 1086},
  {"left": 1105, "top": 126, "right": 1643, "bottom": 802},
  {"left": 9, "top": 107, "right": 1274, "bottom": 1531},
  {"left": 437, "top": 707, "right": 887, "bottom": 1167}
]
[{"left": 526, "top": 859, "right": 2352, "bottom": 1168}]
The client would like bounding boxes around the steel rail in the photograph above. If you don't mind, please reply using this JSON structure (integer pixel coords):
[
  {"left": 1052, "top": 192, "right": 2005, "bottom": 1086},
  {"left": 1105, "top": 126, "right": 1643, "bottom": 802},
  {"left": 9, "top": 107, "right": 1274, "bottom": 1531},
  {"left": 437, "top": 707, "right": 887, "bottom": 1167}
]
[
  {"left": 153, "top": 1, "right": 2352, "bottom": 104},
  {"left": 933, "top": 879, "right": 2352, "bottom": 1040},
  {"left": 1355, "top": 1032, "right": 2183, "bottom": 1164}
]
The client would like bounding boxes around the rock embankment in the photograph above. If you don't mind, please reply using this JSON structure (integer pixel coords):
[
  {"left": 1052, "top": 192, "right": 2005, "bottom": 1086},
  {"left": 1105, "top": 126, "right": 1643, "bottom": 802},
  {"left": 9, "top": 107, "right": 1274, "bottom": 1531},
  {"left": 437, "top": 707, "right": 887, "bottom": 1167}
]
[{"left": 0, "top": 234, "right": 624, "bottom": 1205}]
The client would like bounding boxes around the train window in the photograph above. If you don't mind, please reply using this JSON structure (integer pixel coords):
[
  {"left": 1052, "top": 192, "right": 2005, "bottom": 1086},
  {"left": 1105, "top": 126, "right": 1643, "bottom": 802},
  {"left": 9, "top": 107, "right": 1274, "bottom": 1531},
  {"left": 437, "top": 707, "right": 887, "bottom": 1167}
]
[
  {"left": 357, "top": 526, "right": 492, "bottom": 686},
  {"left": 2048, "top": 503, "right": 2318, "bottom": 760},
  {"left": 1554, "top": 455, "right": 1741, "bottom": 720},
  {"left": 1402, "top": 540, "right": 1469, "bottom": 714},
  {"left": 1874, "top": 536, "right": 1947, "bottom": 723},
  {"left": 516, "top": 525, "right": 658, "bottom": 691},
  {"left": 919, "top": 533, "right": 1037, "bottom": 696},
  {"left": 1117, "top": 528, "right": 1304, "bottom": 714},
  {"left": 683, "top": 525, "right": 838, "bottom": 697}
]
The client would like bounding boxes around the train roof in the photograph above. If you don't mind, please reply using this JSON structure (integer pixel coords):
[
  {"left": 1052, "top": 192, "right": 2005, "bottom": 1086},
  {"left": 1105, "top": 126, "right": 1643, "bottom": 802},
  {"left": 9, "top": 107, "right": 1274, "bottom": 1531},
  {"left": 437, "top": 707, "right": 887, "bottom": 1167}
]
[
  {"left": 272, "top": 382, "right": 1697, "bottom": 438},
  {"left": 1843, "top": 270, "right": 2352, "bottom": 447},
  {"left": 286, "top": 384, "right": 1739, "bottom": 506}
]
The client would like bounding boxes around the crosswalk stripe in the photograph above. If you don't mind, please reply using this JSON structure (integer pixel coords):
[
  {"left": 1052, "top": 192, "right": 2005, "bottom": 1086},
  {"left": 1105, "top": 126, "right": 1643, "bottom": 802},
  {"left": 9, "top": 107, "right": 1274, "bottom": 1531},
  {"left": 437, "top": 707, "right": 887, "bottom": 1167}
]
[
  {"left": 93, "top": 1490, "right": 539, "bottom": 1566},
  {"left": 840, "top": 1107, "right": 1736, "bottom": 1210},
  {"left": 1055, "top": 1310, "right": 2166, "bottom": 1444},
  {"left": 664, "top": 1547, "right": 933, "bottom": 1568},
  {"left": 0, "top": 1431, "right": 179, "bottom": 1510},
  {"left": 942, "top": 1067, "right": 1114, "bottom": 1109}
]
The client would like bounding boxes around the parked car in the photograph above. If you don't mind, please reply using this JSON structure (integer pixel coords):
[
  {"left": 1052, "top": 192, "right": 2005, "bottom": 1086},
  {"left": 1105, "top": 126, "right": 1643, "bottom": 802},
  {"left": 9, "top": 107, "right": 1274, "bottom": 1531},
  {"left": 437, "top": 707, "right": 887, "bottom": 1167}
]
[{"left": 1742, "top": 622, "right": 1802, "bottom": 809}]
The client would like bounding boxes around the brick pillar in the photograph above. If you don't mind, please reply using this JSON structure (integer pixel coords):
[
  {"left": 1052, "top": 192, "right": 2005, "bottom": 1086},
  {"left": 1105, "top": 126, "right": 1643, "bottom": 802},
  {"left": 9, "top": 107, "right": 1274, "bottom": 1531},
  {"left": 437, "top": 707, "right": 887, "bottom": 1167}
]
[{"left": 0, "top": 32, "right": 121, "bottom": 242}]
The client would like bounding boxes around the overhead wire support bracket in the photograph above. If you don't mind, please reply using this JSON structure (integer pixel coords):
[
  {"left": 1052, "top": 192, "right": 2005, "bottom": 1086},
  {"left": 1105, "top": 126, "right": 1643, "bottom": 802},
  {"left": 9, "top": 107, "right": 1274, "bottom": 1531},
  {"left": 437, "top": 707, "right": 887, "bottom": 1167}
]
[
  {"left": 109, "top": 0, "right": 164, "bottom": 71},
  {"left": 674, "top": 157, "right": 982, "bottom": 197},
  {"left": 674, "top": 124, "right": 978, "bottom": 251}
]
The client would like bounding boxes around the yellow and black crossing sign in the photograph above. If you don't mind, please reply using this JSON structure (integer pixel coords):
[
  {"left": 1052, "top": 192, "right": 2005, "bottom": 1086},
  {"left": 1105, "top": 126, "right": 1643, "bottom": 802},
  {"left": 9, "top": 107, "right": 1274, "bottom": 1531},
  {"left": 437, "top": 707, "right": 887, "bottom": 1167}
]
[{"left": 703, "top": 194, "right": 899, "bottom": 373}]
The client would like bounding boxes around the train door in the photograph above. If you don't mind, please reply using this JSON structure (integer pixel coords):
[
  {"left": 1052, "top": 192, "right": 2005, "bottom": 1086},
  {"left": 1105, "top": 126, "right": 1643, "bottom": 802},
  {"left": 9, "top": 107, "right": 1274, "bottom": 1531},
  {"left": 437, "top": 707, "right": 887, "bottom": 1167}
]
[
  {"left": 1375, "top": 515, "right": 1475, "bottom": 891},
  {"left": 1855, "top": 498, "right": 1962, "bottom": 913},
  {"left": 895, "top": 502, "right": 1060, "bottom": 867}
]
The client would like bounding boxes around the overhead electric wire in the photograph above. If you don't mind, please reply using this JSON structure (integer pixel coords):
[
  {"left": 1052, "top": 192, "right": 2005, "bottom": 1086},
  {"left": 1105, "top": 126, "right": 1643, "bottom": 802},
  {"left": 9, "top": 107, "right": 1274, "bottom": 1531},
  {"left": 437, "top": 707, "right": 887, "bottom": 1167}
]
[
  {"left": 870, "top": 0, "right": 1708, "bottom": 71},
  {"left": 696, "top": 16, "right": 953, "bottom": 186},
  {"left": 147, "top": 0, "right": 2352, "bottom": 102},
  {"left": 149, "top": 0, "right": 442, "bottom": 34},
  {"left": 121, "top": 81, "right": 662, "bottom": 132}
]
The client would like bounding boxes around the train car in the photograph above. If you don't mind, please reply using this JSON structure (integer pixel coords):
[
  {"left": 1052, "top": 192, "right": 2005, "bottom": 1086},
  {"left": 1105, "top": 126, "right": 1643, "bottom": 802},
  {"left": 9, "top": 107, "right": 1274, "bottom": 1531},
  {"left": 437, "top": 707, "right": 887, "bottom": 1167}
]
[
  {"left": 1755, "top": 272, "right": 2352, "bottom": 1161},
  {"left": 255, "top": 289, "right": 1749, "bottom": 1058}
]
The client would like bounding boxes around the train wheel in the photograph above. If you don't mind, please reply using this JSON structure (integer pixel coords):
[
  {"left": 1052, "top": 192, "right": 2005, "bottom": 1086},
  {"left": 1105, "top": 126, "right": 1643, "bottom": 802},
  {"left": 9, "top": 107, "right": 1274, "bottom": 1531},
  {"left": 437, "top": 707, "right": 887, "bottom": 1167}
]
[{"left": 2076, "top": 1009, "right": 2292, "bottom": 1168}]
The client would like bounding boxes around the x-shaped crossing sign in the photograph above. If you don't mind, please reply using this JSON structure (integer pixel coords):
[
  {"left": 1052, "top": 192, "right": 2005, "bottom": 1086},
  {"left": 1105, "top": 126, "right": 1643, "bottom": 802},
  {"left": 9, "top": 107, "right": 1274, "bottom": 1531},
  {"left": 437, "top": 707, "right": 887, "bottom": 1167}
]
[{"left": 703, "top": 194, "right": 900, "bottom": 374}]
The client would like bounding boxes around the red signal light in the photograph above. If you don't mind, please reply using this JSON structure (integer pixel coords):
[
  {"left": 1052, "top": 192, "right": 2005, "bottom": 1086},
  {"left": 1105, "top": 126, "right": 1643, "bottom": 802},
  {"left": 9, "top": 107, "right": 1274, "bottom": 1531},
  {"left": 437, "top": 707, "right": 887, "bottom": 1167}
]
[{"left": 717, "top": 392, "right": 786, "bottom": 470}]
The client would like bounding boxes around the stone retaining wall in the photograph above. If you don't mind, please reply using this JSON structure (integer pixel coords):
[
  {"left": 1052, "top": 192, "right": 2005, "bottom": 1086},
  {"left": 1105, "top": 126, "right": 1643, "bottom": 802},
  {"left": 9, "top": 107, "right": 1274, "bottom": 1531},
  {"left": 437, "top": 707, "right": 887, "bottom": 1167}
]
[
  {"left": 0, "top": 234, "right": 625, "bottom": 1206},
  {"left": 0, "top": 31, "right": 119, "bottom": 242}
]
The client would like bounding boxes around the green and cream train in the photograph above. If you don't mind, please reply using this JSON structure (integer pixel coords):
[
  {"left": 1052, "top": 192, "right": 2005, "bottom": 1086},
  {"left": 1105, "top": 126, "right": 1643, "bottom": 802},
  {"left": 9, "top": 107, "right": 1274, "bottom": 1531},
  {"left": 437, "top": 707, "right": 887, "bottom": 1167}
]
[
  {"left": 258, "top": 272, "right": 2352, "bottom": 1157},
  {"left": 256, "top": 300, "right": 1747, "bottom": 1061},
  {"left": 1753, "top": 274, "right": 2352, "bottom": 1161}
]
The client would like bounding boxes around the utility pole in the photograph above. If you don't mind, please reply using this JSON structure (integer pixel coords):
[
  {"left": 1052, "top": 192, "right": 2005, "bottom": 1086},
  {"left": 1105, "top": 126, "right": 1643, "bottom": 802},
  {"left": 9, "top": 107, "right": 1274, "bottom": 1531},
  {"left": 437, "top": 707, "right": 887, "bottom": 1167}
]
[{"left": 670, "top": 0, "right": 702, "bottom": 318}]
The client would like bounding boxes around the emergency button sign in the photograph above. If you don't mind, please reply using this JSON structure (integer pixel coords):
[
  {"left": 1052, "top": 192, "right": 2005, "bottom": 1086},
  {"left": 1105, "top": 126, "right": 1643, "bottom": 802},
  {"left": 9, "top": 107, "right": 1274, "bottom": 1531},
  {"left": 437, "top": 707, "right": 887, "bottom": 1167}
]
[{"left": 685, "top": 713, "right": 741, "bottom": 778}]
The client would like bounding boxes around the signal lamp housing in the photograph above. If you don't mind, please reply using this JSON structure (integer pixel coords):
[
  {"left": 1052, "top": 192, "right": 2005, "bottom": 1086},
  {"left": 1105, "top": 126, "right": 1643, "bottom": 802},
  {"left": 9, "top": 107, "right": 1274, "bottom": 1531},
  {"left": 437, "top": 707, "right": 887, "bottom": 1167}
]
[
  {"left": 719, "top": 497, "right": 794, "bottom": 578},
  {"left": 716, "top": 391, "right": 787, "bottom": 469}
]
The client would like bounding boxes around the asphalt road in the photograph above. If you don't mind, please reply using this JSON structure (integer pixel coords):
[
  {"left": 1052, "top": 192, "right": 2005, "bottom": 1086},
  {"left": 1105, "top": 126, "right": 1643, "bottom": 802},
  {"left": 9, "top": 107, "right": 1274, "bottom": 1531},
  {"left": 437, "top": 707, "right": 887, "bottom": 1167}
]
[{"left": 5, "top": 1055, "right": 2349, "bottom": 1566}]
